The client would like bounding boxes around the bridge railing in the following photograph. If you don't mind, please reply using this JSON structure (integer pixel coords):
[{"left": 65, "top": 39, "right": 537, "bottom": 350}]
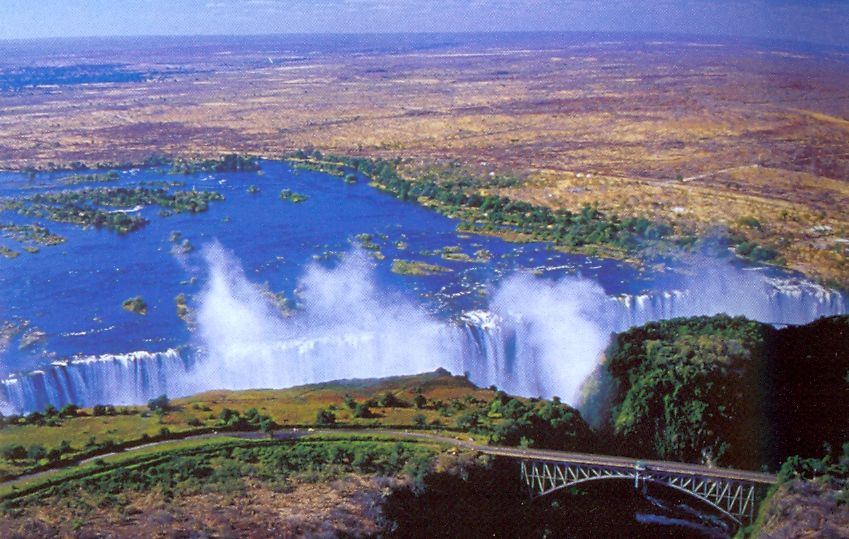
[{"left": 519, "top": 459, "right": 769, "bottom": 526}]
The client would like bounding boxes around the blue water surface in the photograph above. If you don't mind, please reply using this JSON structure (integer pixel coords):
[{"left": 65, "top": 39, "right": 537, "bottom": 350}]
[{"left": 1, "top": 160, "right": 657, "bottom": 375}]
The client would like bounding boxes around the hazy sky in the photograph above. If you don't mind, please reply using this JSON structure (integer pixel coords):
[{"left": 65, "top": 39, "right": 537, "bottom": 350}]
[{"left": 1, "top": 0, "right": 848, "bottom": 47}]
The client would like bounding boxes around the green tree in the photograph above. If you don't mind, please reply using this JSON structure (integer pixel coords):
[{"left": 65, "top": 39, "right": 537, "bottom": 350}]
[
  {"left": 147, "top": 394, "right": 170, "bottom": 412},
  {"left": 414, "top": 393, "right": 427, "bottom": 409},
  {"left": 218, "top": 408, "right": 241, "bottom": 426},
  {"left": 59, "top": 404, "right": 79, "bottom": 417},
  {"left": 315, "top": 408, "right": 336, "bottom": 426},
  {"left": 343, "top": 393, "right": 357, "bottom": 410},
  {"left": 1, "top": 445, "right": 27, "bottom": 460},
  {"left": 27, "top": 444, "right": 46, "bottom": 461},
  {"left": 353, "top": 403, "right": 374, "bottom": 419}
]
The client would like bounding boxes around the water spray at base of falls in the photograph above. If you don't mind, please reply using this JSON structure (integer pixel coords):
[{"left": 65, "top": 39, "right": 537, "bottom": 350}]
[{"left": 1, "top": 244, "right": 846, "bottom": 414}]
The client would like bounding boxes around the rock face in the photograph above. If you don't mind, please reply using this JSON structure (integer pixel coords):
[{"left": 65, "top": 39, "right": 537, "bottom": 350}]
[{"left": 756, "top": 480, "right": 849, "bottom": 538}]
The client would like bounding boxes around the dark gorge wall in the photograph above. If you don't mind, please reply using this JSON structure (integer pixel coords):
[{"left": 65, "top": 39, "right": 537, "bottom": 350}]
[{"left": 598, "top": 314, "right": 849, "bottom": 470}]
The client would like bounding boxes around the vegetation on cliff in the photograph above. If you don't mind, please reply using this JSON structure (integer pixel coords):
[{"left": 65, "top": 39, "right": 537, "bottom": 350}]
[
  {"left": 741, "top": 443, "right": 849, "bottom": 537},
  {"left": 603, "top": 315, "right": 771, "bottom": 468},
  {"left": 601, "top": 314, "right": 849, "bottom": 470},
  {"left": 0, "top": 437, "right": 437, "bottom": 537}
]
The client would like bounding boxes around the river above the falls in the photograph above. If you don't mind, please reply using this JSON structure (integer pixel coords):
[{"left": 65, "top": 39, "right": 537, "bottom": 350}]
[{"left": 0, "top": 160, "right": 845, "bottom": 413}]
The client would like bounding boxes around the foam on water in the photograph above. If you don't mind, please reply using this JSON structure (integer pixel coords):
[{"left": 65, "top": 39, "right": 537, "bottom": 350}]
[{"left": 1, "top": 245, "right": 846, "bottom": 414}]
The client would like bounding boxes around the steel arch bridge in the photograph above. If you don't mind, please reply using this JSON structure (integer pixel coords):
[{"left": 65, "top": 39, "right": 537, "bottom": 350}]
[{"left": 520, "top": 459, "right": 770, "bottom": 526}]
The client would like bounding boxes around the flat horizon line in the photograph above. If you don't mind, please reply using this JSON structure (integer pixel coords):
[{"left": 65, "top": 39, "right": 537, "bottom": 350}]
[{"left": 0, "top": 30, "right": 844, "bottom": 53}]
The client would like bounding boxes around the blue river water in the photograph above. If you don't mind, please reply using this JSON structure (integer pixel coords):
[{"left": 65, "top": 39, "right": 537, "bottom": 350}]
[{"left": 0, "top": 160, "right": 846, "bottom": 415}]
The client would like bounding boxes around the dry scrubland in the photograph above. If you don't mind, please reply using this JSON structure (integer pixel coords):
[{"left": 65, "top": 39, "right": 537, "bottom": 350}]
[
  {"left": 3, "top": 476, "right": 390, "bottom": 538},
  {"left": 1, "top": 37, "right": 849, "bottom": 284}
]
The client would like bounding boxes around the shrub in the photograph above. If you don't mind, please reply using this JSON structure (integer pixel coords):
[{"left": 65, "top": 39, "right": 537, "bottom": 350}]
[
  {"left": 377, "top": 392, "right": 407, "bottom": 408},
  {"left": 219, "top": 407, "right": 240, "bottom": 424},
  {"left": 59, "top": 404, "right": 79, "bottom": 417},
  {"left": 316, "top": 409, "right": 336, "bottom": 426},
  {"left": 353, "top": 403, "right": 374, "bottom": 419},
  {"left": 26, "top": 444, "right": 47, "bottom": 461},
  {"left": 343, "top": 393, "right": 357, "bottom": 410},
  {"left": 148, "top": 394, "right": 170, "bottom": 412},
  {"left": 1, "top": 444, "right": 27, "bottom": 461}
]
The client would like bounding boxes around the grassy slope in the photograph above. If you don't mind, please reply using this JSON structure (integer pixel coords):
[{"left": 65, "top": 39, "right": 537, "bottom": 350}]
[
  {"left": 0, "top": 369, "right": 494, "bottom": 478},
  {"left": 0, "top": 437, "right": 445, "bottom": 538}
]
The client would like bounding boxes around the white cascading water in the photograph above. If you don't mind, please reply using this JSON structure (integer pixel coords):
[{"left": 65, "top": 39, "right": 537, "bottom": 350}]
[
  {"left": 0, "top": 349, "right": 195, "bottom": 414},
  {"left": 190, "top": 245, "right": 455, "bottom": 390},
  {"left": 1, "top": 244, "right": 846, "bottom": 414}
]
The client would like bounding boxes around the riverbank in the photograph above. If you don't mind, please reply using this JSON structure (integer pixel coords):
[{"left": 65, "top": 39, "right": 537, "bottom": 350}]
[{"left": 292, "top": 153, "right": 849, "bottom": 292}]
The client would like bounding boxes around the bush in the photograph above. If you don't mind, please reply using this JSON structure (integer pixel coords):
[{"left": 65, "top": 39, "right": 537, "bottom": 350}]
[
  {"left": 377, "top": 392, "right": 407, "bottom": 408},
  {"left": 59, "top": 404, "right": 79, "bottom": 417},
  {"left": 26, "top": 444, "right": 46, "bottom": 461},
  {"left": 343, "top": 393, "right": 357, "bottom": 410},
  {"left": 1, "top": 444, "right": 27, "bottom": 461},
  {"left": 316, "top": 409, "right": 336, "bottom": 426},
  {"left": 148, "top": 394, "right": 170, "bottom": 412},
  {"left": 219, "top": 407, "right": 240, "bottom": 425},
  {"left": 414, "top": 394, "right": 427, "bottom": 409},
  {"left": 260, "top": 418, "right": 275, "bottom": 434},
  {"left": 25, "top": 411, "right": 44, "bottom": 425},
  {"left": 353, "top": 403, "right": 374, "bottom": 419}
]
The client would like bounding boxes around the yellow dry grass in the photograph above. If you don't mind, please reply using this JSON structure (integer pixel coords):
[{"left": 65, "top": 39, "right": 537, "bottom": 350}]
[{"left": 0, "top": 40, "right": 847, "bottom": 283}]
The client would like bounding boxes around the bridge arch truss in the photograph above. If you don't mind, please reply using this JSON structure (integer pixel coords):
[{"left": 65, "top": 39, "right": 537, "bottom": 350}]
[{"left": 519, "top": 460, "right": 763, "bottom": 525}]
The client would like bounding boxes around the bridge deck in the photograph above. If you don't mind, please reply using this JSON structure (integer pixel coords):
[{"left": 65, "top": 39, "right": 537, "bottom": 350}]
[
  {"left": 480, "top": 446, "right": 776, "bottom": 484},
  {"left": 360, "top": 430, "right": 777, "bottom": 484}
]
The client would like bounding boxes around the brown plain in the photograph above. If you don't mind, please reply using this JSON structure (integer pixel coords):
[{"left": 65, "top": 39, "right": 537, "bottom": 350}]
[{"left": 1, "top": 37, "right": 848, "bottom": 285}]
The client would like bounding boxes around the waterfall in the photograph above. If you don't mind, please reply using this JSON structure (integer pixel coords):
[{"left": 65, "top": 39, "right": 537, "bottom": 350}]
[
  {"left": 0, "top": 349, "right": 194, "bottom": 414},
  {"left": 457, "top": 279, "right": 847, "bottom": 401},
  {"left": 2, "top": 248, "right": 846, "bottom": 414}
]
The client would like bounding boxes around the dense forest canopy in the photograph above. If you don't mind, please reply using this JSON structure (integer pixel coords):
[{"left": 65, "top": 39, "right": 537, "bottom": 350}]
[{"left": 601, "top": 314, "right": 849, "bottom": 470}]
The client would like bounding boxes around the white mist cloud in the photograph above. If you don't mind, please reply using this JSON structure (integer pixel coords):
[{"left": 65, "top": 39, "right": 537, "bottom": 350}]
[
  {"left": 191, "top": 243, "right": 847, "bottom": 407},
  {"left": 486, "top": 274, "right": 613, "bottom": 403},
  {"left": 2, "top": 240, "right": 846, "bottom": 414},
  {"left": 193, "top": 242, "right": 458, "bottom": 391}
]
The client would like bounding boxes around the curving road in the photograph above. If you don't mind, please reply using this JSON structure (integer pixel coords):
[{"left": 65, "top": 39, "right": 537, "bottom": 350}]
[
  {"left": 1, "top": 428, "right": 776, "bottom": 493},
  {"left": 321, "top": 429, "right": 777, "bottom": 484}
]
